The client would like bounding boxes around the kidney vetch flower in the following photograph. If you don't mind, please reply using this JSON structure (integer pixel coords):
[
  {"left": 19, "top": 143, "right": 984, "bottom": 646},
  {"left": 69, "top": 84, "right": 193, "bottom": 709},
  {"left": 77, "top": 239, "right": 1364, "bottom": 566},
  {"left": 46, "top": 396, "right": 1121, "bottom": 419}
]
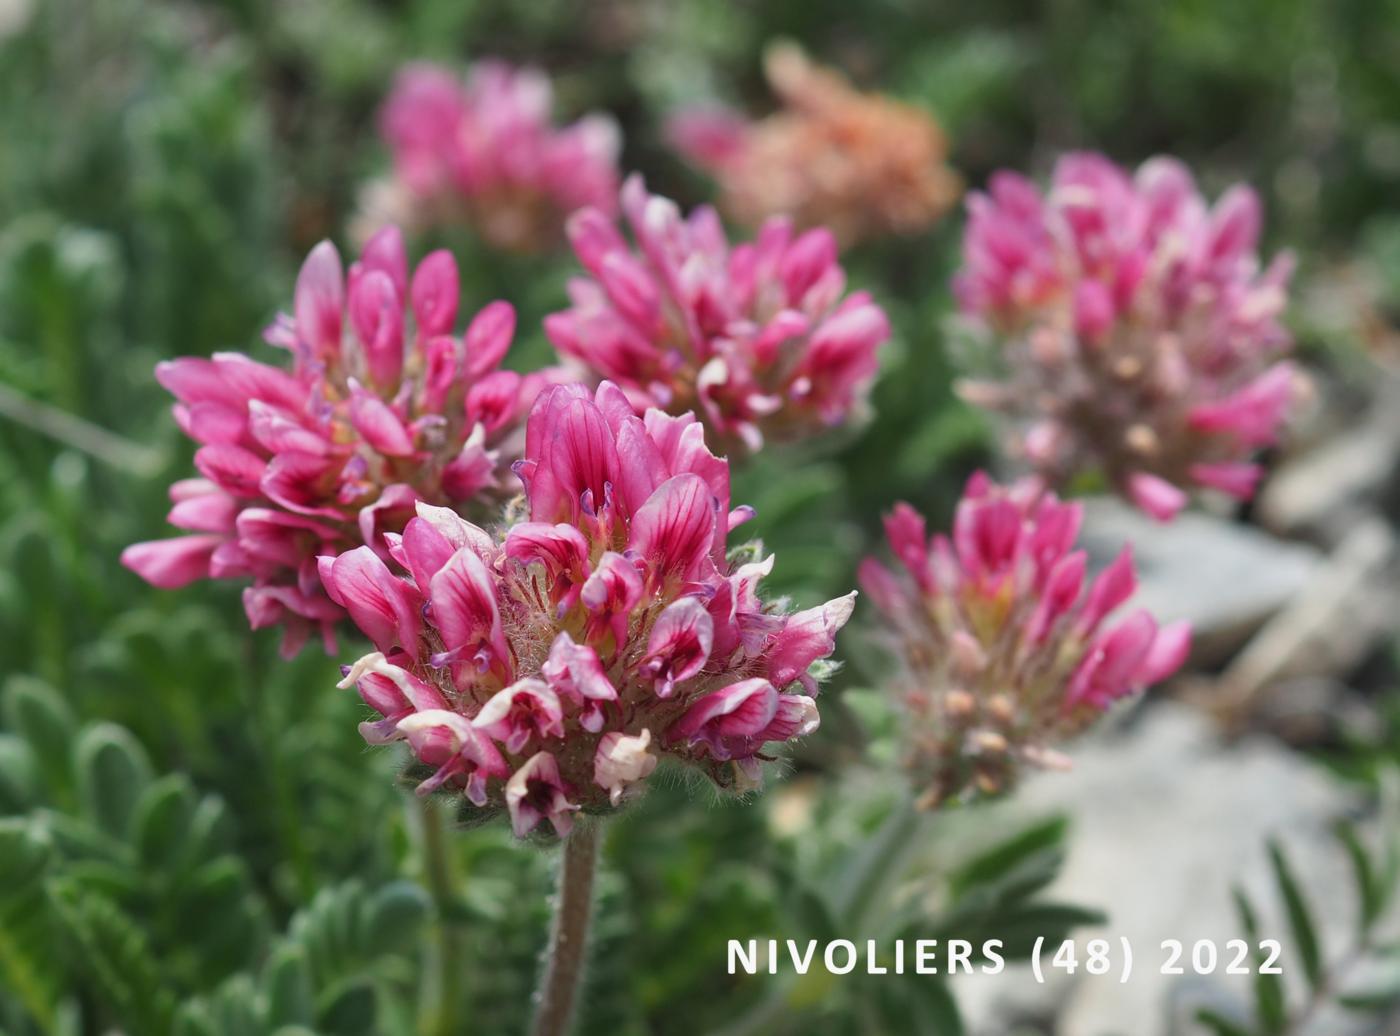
[
  {"left": 363, "top": 60, "right": 621, "bottom": 253},
  {"left": 122, "top": 227, "right": 543, "bottom": 656},
  {"left": 953, "top": 152, "right": 1301, "bottom": 521},
  {"left": 331, "top": 381, "right": 856, "bottom": 837},
  {"left": 668, "top": 42, "right": 960, "bottom": 246},
  {"left": 545, "top": 174, "right": 891, "bottom": 454},
  {"left": 859, "top": 472, "right": 1191, "bottom": 807}
]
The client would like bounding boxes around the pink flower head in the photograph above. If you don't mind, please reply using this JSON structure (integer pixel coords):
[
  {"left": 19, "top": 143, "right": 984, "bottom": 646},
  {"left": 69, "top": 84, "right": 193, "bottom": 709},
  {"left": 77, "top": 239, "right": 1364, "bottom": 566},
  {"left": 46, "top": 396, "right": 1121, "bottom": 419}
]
[
  {"left": 335, "top": 382, "right": 855, "bottom": 837},
  {"left": 667, "top": 43, "right": 960, "bottom": 245},
  {"left": 373, "top": 60, "right": 621, "bottom": 253},
  {"left": 545, "top": 175, "right": 891, "bottom": 454},
  {"left": 122, "top": 229, "right": 542, "bottom": 656},
  {"left": 953, "top": 152, "right": 1302, "bottom": 520},
  {"left": 859, "top": 472, "right": 1191, "bottom": 807}
]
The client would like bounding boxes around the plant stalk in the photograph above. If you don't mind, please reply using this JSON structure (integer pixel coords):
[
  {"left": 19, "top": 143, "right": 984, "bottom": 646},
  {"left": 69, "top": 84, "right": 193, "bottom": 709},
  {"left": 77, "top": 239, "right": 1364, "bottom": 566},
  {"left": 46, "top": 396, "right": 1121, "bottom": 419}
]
[
  {"left": 530, "top": 822, "right": 603, "bottom": 1036},
  {"left": 416, "top": 796, "right": 466, "bottom": 1036}
]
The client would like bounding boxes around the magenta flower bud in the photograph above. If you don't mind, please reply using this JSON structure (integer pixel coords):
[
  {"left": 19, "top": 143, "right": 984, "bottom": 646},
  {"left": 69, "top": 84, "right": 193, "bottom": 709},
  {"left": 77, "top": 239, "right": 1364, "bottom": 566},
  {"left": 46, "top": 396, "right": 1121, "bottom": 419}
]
[
  {"left": 336, "top": 383, "right": 855, "bottom": 836},
  {"left": 954, "top": 152, "right": 1302, "bottom": 519},
  {"left": 410, "top": 250, "right": 460, "bottom": 339},
  {"left": 120, "top": 535, "right": 224, "bottom": 589},
  {"left": 545, "top": 175, "right": 891, "bottom": 455},
  {"left": 861, "top": 472, "right": 1191, "bottom": 807},
  {"left": 294, "top": 241, "right": 345, "bottom": 362},
  {"left": 355, "top": 225, "right": 410, "bottom": 298},
  {"left": 373, "top": 60, "right": 621, "bottom": 254},
  {"left": 349, "top": 269, "right": 406, "bottom": 389},
  {"left": 125, "top": 233, "right": 542, "bottom": 657}
]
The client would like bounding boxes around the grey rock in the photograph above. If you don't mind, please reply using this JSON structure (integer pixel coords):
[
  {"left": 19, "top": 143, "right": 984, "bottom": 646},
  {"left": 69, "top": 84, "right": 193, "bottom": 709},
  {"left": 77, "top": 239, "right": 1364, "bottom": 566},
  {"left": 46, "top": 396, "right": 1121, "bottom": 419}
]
[
  {"left": 955, "top": 703, "right": 1356, "bottom": 1036},
  {"left": 1078, "top": 499, "right": 1324, "bottom": 663}
]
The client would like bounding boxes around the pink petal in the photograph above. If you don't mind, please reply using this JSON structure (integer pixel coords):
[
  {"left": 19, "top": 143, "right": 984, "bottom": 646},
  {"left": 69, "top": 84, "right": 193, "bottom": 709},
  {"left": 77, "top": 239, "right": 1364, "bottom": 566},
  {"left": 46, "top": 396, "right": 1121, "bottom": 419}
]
[
  {"left": 428, "top": 546, "right": 511, "bottom": 682},
  {"left": 672, "top": 677, "right": 779, "bottom": 745},
  {"left": 1076, "top": 546, "right": 1137, "bottom": 636},
  {"left": 628, "top": 474, "right": 719, "bottom": 584},
  {"left": 357, "top": 225, "right": 409, "bottom": 298},
  {"left": 294, "top": 241, "right": 345, "bottom": 360},
  {"left": 411, "top": 250, "right": 461, "bottom": 340},
  {"left": 320, "top": 546, "right": 421, "bottom": 655},
  {"left": 1125, "top": 472, "right": 1188, "bottom": 522},
  {"left": 349, "top": 269, "right": 405, "bottom": 388},
  {"left": 766, "top": 591, "right": 857, "bottom": 691},
  {"left": 641, "top": 596, "right": 714, "bottom": 698},
  {"left": 462, "top": 299, "right": 514, "bottom": 378},
  {"left": 349, "top": 387, "right": 416, "bottom": 457},
  {"left": 121, "top": 535, "right": 222, "bottom": 589}
]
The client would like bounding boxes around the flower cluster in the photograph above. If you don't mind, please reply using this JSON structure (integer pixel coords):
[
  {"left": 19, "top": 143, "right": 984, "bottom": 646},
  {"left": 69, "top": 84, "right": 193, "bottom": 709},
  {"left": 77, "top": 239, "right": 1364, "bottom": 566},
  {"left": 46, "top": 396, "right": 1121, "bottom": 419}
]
[
  {"left": 544, "top": 175, "right": 891, "bottom": 454},
  {"left": 364, "top": 61, "right": 621, "bottom": 253},
  {"left": 122, "top": 228, "right": 542, "bottom": 656},
  {"left": 859, "top": 473, "right": 1191, "bottom": 807},
  {"left": 668, "top": 43, "right": 960, "bottom": 246},
  {"left": 953, "top": 152, "right": 1299, "bottom": 521},
  {"left": 332, "top": 382, "right": 856, "bottom": 837}
]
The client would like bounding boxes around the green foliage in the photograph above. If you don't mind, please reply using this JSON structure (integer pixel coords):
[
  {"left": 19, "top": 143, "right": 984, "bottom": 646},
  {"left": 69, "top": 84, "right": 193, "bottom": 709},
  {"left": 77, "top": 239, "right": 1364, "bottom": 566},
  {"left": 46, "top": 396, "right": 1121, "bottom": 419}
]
[
  {"left": 1, "top": 0, "right": 1397, "bottom": 1032},
  {"left": 1196, "top": 785, "right": 1400, "bottom": 1035}
]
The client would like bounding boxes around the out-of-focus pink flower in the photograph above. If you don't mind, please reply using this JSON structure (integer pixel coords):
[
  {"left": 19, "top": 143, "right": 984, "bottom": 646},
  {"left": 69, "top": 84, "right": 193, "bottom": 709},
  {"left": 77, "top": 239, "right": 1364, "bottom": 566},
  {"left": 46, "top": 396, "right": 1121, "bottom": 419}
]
[
  {"left": 367, "top": 60, "right": 621, "bottom": 254},
  {"left": 545, "top": 175, "right": 891, "bottom": 454},
  {"left": 122, "top": 229, "right": 544, "bottom": 657},
  {"left": 859, "top": 472, "right": 1191, "bottom": 807},
  {"left": 668, "top": 43, "right": 960, "bottom": 245},
  {"left": 953, "top": 152, "right": 1302, "bottom": 521},
  {"left": 335, "top": 382, "right": 856, "bottom": 838}
]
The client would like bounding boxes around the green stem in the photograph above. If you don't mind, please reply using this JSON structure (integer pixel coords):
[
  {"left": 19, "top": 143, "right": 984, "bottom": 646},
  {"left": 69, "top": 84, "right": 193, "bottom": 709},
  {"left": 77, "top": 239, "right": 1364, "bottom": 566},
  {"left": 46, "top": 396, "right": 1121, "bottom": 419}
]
[
  {"left": 834, "top": 793, "right": 923, "bottom": 934},
  {"left": 530, "top": 822, "right": 603, "bottom": 1036},
  {"left": 415, "top": 796, "right": 466, "bottom": 1036},
  {"left": 717, "top": 793, "right": 927, "bottom": 1036}
]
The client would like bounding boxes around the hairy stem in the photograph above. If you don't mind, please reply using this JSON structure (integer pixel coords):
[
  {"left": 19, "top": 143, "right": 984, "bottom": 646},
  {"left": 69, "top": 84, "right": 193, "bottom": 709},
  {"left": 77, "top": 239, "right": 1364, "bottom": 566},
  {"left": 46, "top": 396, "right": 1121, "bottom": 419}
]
[
  {"left": 415, "top": 796, "right": 467, "bottom": 1036},
  {"left": 530, "top": 822, "right": 603, "bottom": 1036}
]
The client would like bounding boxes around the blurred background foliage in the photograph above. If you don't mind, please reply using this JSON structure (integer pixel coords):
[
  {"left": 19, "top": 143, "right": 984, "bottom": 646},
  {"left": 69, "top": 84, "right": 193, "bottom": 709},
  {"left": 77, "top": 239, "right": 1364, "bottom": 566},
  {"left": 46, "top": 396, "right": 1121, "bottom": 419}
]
[{"left": 3, "top": 0, "right": 1400, "bottom": 1033}]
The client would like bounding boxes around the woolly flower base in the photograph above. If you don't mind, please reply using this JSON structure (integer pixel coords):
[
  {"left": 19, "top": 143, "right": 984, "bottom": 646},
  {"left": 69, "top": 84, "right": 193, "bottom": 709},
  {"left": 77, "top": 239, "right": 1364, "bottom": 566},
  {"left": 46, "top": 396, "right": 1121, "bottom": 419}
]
[
  {"left": 370, "top": 60, "right": 621, "bottom": 253},
  {"left": 122, "top": 227, "right": 543, "bottom": 656},
  {"left": 333, "top": 382, "right": 855, "bottom": 838},
  {"left": 953, "top": 152, "right": 1301, "bottom": 521},
  {"left": 545, "top": 175, "right": 890, "bottom": 455},
  {"left": 860, "top": 473, "right": 1191, "bottom": 807}
]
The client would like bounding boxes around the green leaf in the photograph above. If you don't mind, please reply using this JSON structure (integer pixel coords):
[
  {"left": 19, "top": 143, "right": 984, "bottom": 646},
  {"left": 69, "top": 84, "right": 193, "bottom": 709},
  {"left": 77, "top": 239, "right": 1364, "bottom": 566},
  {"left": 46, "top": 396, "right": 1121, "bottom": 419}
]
[
  {"left": 1336, "top": 983, "right": 1400, "bottom": 1012},
  {"left": 1335, "top": 820, "right": 1381, "bottom": 937},
  {"left": 74, "top": 723, "right": 154, "bottom": 840},
  {"left": 318, "top": 980, "right": 376, "bottom": 1036},
  {"left": 48, "top": 877, "right": 175, "bottom": 1036},
  {"left": 1268, "top": 840, "right": 1323, "bottom": 991},
  {"left": 132, "top": 773, "right": 197, "bottom": 868},
  {"left": 866, "top": 972, "right": 964, "bottom": 1036},
  {"left": 2, "top": 676, "right": 74, "bottom": 804},
  {"left": 1234, "top": 889, "right": 1286, "bottom": 1035},
  {"left": 1195, "top": 1008, "right": 1253, "bottom": 1036},
  {"left": 364, "top": 880, "right": 430, "bottom": 956},
  {"left": 0, "top": 732, "right": 38, "bottom": 813},
  {"left": 264, "top": 945, "right": 315, "bottom": 1027},
  {"left": 0, "top": 819, "right": 63, "bottom": 1032},
  {"left": 947, "top": 816, "right": 1068, "bottom": 902},
  {"left": 981, "top": 903, "right": 1108, "bottom": 959}
]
